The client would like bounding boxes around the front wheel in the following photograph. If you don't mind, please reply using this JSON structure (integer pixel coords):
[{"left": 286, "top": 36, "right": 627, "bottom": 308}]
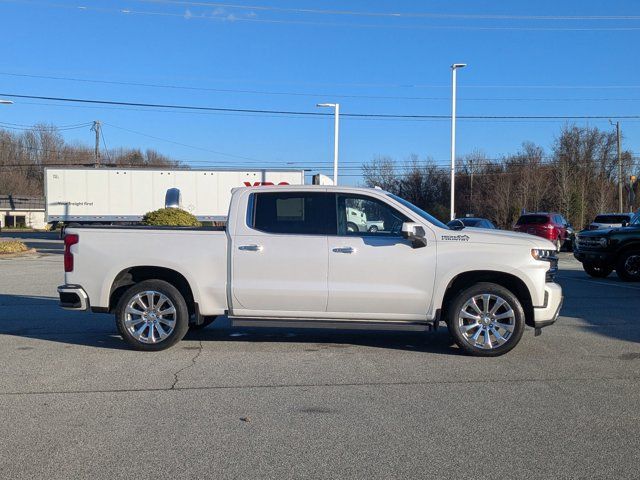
[
  {"left": 583, "top": 262, "right": 613, "bottom": 278},
  {"left": 447, "top": 282, "right": 525, "bottom": 356},
  {"left": 616, "top": 250, "right": 640, "bottom": 282},
  {"left": 115, "top": 279, "right": 190, "bottom": 351}
]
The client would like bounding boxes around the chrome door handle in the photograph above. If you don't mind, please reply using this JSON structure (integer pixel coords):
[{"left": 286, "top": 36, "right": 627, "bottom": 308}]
[
  {"left": 332, "top": 247, "right": 355, "bottom": 254},
  {"left": 239, "top": 244, "right": 263, "bottom": 252}
]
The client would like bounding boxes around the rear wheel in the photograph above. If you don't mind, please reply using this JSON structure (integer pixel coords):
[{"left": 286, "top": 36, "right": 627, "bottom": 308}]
[
  {"left": 616, "top": 250, "right": 640, "bottom": 282},
  {"left": 346, "top": 222, "right": 359, "bottom": 233},
  {"left": 115, "top": 279, "right": 189, "bottom": 351},
  {"left": 447, "top": 282, "right": 525, "bottom": 357},
  {"left": 583, "top": 262, "right": 613, "bottom": 278}
]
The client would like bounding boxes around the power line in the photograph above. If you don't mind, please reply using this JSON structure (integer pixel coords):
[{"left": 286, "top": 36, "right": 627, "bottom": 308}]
[
  {"left": 5, "top": 71, "right": 640, "bottom": 91},
  {"left": 135, "top": 1, "right": 640, "bottom": 21},
  {"left": 3, "top": 92, "right": 640, "bottom": 120},
  {"left": 4, "top": 0, "right": 640, "bottom": 31},
  {"left": 102, "top": 122, "right": 264, "bottom": 163},
  {"left": 6, "top": 71, "right": 640, "bottom": 102},
  {"left": 100, "top": 129, "right": 112, "bottom": 164},
  {"left": 19, "top": 101, "right": 640, "bottom": 125},
  {"left": 0, "top": 120, "right": 93, "bottom": 131}
]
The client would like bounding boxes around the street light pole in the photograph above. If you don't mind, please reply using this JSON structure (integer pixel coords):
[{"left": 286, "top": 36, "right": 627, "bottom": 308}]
[
  {"left": 0, "top": 99, "right": 13, "bottom": 105},
  {"left": 450, "top": 63, "right": 466, "bottom": 221},
  {"left": 610, "top": 120, "right": 623, "bottom": 212},
  {"left": 317, "top": 103, "right": 340, "bottom": 185},
  {"left": 616, "top": 122, "right": 623, "bottom": 212}
]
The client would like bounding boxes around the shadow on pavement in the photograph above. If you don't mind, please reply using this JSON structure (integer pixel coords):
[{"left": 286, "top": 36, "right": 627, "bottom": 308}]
[
  {"left": 0, "top": 294, "right": 459, "bottom": 355},
  {"left": 555, "top": 269, "right": 640, "bottom": 344}
]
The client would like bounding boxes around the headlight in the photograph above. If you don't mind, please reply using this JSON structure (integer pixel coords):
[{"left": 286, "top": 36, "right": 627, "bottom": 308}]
[{"left": 531, "top": 249, "right": 556, "bottom": 261}]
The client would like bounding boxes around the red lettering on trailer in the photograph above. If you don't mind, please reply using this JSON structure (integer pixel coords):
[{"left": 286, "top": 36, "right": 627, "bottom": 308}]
[{"left": 243, "top": 182, "right": 291, "bottom": 187}]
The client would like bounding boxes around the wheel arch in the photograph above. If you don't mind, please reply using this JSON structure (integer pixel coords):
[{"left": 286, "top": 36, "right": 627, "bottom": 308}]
[
  {"left": 108, "top": 266, "right": 196, "bottom": 314},
  {"left": 440, "top": 270, "right": 534, "bottom": 327},
  {"left": 616, "top": 240, "right": 640, "bottom": 257}
]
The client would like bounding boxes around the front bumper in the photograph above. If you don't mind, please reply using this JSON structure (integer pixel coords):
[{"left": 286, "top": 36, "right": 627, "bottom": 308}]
[
  {"left": 533, "top": 282, "right": 563, "bottom": 328},
  {"left": 573, "top": 249, "right": 615, "bottom": 265},
  {"left": 57, "top": 284, "right": 90, "bottom": 311}
]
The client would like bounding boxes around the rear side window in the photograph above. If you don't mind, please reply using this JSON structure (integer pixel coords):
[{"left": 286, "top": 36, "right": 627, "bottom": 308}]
[
  {"left": 516, "top": 215, "right": 548, "bottom": 225},
  {"left": 594, "top": 215, "right": 629, "bottom": 224},
  {"left": 251, "top": 192, "right": 334, "bottom": 235}
]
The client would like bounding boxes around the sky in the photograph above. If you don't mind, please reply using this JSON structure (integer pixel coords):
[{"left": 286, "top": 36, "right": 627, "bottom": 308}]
[{"left": 0, "top": 0, "right": 639, "bottom": 185}]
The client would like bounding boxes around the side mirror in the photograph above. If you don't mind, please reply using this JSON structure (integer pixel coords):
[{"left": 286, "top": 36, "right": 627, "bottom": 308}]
[
  {"left": 401, "top": 222, "right": 427, "bottom": 248},
  {"left": 449, "top": 219, "right": 465, "bottom": 231},
  {"left": 622, "top": 221, "right": 629, "bottom": 227}
]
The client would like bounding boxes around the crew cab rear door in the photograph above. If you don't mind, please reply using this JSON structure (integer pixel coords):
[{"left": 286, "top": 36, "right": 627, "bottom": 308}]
[
  {"left": 326, "top": 192, "right": 437, "bottom": 320},
  {"left": 230, "top": 190, "right": 334, "bottom": 317}
]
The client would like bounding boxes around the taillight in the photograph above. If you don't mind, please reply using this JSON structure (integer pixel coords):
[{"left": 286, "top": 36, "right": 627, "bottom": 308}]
[{"left": 64, "top": 234, "right": 79, "bottom": 272}]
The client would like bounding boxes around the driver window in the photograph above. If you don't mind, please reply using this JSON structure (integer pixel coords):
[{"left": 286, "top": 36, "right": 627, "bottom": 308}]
[{"left": 337, "top": 194, "right": 409, "bottom": 236}]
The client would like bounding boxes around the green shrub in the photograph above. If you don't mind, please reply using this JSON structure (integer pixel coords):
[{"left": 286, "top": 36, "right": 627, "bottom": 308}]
[{"left": 141, "top": 208, "right": 201, "bottom": 227}]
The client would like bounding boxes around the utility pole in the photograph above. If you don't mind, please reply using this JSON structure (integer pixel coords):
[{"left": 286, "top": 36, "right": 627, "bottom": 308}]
[{"left": 91, "top": 121, "right": 101, "bottom": 167}]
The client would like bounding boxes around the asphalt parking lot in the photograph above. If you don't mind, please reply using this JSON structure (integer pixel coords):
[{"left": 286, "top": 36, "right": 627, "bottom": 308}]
[{"left": 1, "top": 239, "right": 639, "bottom": 479}]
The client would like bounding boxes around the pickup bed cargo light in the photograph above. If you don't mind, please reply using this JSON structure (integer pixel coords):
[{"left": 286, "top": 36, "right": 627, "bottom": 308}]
[{"left": 64, "top": 234, "right": 79, "bottom": 272}]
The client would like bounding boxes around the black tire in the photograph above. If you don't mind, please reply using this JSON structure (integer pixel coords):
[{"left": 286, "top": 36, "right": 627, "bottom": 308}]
[
  {"left": 346, "top": 222, "right": 359, "bottom": 233},
  {"left": 115, "top": 279, "right": 190, "bottom": 351},
  {"left": 615, "top": 250, "right": 640, "bottom": 282},
  {"left": 583, "top": 262, "right": 613, "bottom": 278},
  {"left": 189, "top": 316, "right": 217, "bottom": 331},
  {"left": 447, "top": 282, "right": 525, "bottom": 357},
  {"left": 368, "top": 225, "right": 379, "bottom": 233}
]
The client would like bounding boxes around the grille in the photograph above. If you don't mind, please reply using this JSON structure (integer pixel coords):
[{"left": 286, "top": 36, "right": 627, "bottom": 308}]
[{"left": 576, "top": 237, "right": 603, "bottom": 249}]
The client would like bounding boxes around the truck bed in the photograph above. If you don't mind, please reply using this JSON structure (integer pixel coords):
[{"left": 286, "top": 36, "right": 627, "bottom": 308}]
[{"left": 64, "top": 226, "right": 229, "bottom": 316}]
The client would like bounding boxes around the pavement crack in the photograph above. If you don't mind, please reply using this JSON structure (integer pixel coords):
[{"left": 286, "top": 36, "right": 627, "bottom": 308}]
[
  {"left": 170, "top": 340, "right": 203, "bottom": 390},
  {"left": 2, "top": 375, "right": 639, "bottom": 397}
]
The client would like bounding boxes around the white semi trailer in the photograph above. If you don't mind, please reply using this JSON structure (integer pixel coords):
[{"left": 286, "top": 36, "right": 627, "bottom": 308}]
[{"left": 45, "top": 167, "right": 305, "bottom": 226}]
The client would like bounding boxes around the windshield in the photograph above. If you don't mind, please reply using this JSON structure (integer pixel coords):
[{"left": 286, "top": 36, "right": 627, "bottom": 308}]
[
  {"left": 461, "top": 219, "right": 481, "bottom": 227},
  {"left": 631, "top": 212, "right": 640, "bottom": 225},
  {"left": 594, "top": 214, "right": 630, "bottom": 224},
  {"left": 387, "top": 193, "right": 450, "bottom": 229}
]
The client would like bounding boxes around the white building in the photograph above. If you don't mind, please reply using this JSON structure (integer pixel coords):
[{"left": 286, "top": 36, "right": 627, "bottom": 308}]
[{"left": 0, "top": 195, "right": 47, "bottom": 230}]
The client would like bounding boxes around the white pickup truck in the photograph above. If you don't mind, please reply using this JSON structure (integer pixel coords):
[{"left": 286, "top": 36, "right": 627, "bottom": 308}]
[{"left": 58, "top": 186, "right": 562, "bottom": 356}]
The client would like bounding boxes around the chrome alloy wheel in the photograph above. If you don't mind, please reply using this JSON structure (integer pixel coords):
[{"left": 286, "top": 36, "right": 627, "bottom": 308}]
[
  {"left": 624, "top": 254, "right": 640, "bottom": 277},
  {"left": 457, "top": 294, "right": 515, "bottom": 350},
  {"left": 124, "top": 291, "right": 177, "bottom": 344}
]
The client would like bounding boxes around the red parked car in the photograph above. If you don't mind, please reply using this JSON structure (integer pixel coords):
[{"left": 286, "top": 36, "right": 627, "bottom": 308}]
[{"left": 514, "top": 213, "right": 572, "bottom": 251}]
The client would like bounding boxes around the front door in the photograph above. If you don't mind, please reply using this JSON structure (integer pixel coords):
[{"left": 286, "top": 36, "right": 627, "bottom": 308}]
[
  {"left": 327, "top": 193, "right": 437, "bottom": 320},
  {"left": 231, "top": 190, "right": 333, "bottom": 317}
]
